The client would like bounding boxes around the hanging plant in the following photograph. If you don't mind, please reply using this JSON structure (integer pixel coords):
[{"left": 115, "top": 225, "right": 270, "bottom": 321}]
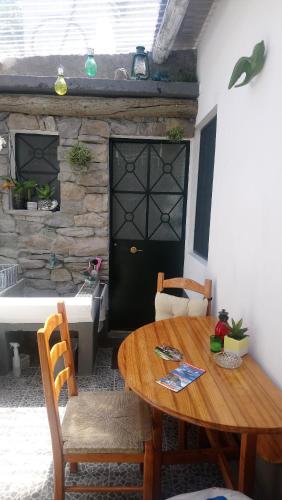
[
  {"left": 68, "top": 142, "right": 92, "bottom": 173},
  {"left": 167, "top": 127, "right": 184, "bottom": 142}
]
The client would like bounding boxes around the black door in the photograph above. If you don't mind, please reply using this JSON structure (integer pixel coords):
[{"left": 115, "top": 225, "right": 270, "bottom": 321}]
[{"left": 110, "top": 140, "right": 189, "bottom": 331}]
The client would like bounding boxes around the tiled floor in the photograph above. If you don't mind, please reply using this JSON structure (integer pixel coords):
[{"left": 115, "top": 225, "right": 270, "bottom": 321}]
[{"left": 0, "top": 348, "right": 225, "bottom": 500}]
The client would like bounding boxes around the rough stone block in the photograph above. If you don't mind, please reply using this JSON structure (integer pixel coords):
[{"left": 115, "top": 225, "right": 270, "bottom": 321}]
[
  {"left": 24, "top": 286, "right": 58, "bottom": 297},
  {"left": 51, "top": 235, "right": 72, "bottom": 255},
  {"left": 61, "top": 182, "right": 86, "bottom": 201},
  {"left": 56, "top": 227, "right": 95, "bottom": 237},
  {"left": 60, "top": 200, "right": 85, "bottom": 214},
  {"left": 15, "top": 221, "right": 44, "bottom": 235},
  {"left": 57, "top": 117, "right": 81, "bottom": 138},
  {"left": 110, "top": 120, "right": 138, "bottom": 135},
  {"left": 51, "top": 267, "right": 72, "bottom": 282},
  {"left": 0, "top": 246, "right": 18, "bottom": 258},
  {"left": 25, "top": 278, "right": 56, "bottom": 290},
  {"left": 0, "top": 215, "right": 15, "bottom": 233},
  {"left": 7, "top": 113, "right": 39, "bottom": 130},
  {"left": 0, "top": 232, "right": 17, "bottom": 247},
  {"left": 74, "top": 212, "right": 107, "bottom": 228},
  {"left": 19, "top": 233, "right": 55, "bottom": 251},
  {"left": 45, "top": 213, "right": 74, "bottom": 227},
  {"left": 24, "top": 268, "right": 50, "bottom": 279},
  {"left": 59, "top": 138, "right": 78, "bottom": 146},
  {"left": 39, "top": 116, "right": 57, "bottom": 131},
  {"left": 86, "top": 187, "right": 108, "bottom": 194},
  {"left": 18, "top": 258, "right": 45, "bottom": 270},
  {"left": 78, "top": 135, "right": 106, "bottom": 144},
  {"left": 78, "top": 170, "right": 108, "bottom": 187},
  {"left": 80, "top": 119, "right": 110, "bottom": 137},
  {"left": 94, "top": 226, "right": 109, "bottom": 237},
  {"left": 83, "top": 194, "right": 108, "bottom": 212},
  {"left": 71, "top": 237, "right": 108, "bottom": 256}
]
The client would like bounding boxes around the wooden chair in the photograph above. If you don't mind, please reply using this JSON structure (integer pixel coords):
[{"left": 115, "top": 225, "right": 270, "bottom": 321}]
[
  {"left": 37, "top": 301, "right": 154, "bottom": 500},
  {"left": 157, "top": 272, "right": 212, "bottom": 315},
  {"left": 157, "top": 273, "right": 212, "bottom": 450}
]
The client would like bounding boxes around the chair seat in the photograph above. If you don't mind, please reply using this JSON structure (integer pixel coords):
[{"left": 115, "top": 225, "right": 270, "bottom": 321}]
[
  {"left": 62, "top": 390, "right": 152, "bottom": 454},
  {"left": 165, "top": 487, "right": 252, "bottom": 499}
]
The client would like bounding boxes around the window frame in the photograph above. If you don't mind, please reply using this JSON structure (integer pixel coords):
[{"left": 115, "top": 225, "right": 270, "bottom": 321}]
[
  {"left": 193, "top": 115, "right": 217, "bottom": 260},
  {"left": 8, "top": 129, "right": 59, "bottom": 209}
]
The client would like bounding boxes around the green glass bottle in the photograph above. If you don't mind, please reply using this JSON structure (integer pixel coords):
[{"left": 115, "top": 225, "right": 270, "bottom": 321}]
[
  {"left": 85, "top": 48, "right": 97, "bottom": 77},
  {"left": 54, "top": 65, "right": 68, "bottom": 96}
]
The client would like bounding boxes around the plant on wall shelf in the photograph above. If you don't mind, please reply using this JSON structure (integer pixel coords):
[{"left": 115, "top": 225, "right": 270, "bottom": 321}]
[
  {"left": 68, "top": 142, "right": 92, "bottom": 173},
  {"left": 167, "top": 127, "right": 184, "bottom": 142},
  {"left": 36, "top": 183, "right": 57, "bottom": 211}
]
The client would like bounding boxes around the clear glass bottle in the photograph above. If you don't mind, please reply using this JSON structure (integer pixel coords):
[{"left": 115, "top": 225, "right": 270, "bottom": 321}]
[
  {"left": 85, "top": 48, "right": 97, "bottom": 77},
  {"left": 54, "top": 65, "right": 68, "bottom": 96}
]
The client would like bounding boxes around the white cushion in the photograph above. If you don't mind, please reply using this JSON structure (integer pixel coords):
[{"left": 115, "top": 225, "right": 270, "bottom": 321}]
[
  {"left": 155, "top": 292, "right": 208, "bottom": 321},
  {"left": 165, "top": 487, "right": 252, "bottom": 499}
]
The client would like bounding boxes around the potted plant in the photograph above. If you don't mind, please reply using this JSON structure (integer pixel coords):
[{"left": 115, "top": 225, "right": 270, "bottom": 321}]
[
  {"left": 0, "top": 176, "right": 25, "bottom": 209},
  {"left": 224, "top": 318, "right": 249, "bottom": 357},
  {"left": 36, "top": 183, "right": 57, "bottom": 211},
  {"left": 24, "top": 179, "right": 37, "bottom": 202},
  {"left": 68, "top": 142, "right": 92, "bottom": 173}
]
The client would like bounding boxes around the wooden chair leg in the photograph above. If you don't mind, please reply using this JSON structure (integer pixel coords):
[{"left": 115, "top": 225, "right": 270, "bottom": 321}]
[
  {"left": 53, "top": 455, "right": 65, "bottom": 500},
  {"left": 70, "top": 462, "right": 78, "bottom": 473},
  {"left": 178, "top": 419, "right": 186, "bottom": 449},
  {"left": 152, "top": 408, "right": 163, "bottom": 500},
  {"left": 143, "top": 441, "right": 154, "bottom": 500}
]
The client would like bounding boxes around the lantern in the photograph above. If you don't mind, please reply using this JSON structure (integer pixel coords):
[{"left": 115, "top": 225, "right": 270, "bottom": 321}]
[{"left": 131, "top": 46, "right": 149, "bottom": 80}]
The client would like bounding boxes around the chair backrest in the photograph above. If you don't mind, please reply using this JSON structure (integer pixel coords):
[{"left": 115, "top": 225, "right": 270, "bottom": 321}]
[
  {"left": 37, "top": 302, "right": 77, "bottom": 453},
  {"left": 157, "top": 272, "right": 212, "bottom": 315}
]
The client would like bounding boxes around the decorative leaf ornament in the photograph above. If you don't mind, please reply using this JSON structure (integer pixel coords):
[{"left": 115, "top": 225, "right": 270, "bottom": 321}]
[{"left": 228, "top": 40, "right": 266, "bottom": 89}]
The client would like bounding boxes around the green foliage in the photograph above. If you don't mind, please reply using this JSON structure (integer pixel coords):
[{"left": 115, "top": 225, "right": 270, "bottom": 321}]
[
  {"left": 227, "top": 318, "right": 248, "bottom": 340},
  {"left": 167, "top": 127, "right": 184, "bottom": 142},
  {"left": 36, "top": 183, "right": 55, "bottom": 200},
  {"left": 68, "top": 142, "right": 92, "bottom": 171}
]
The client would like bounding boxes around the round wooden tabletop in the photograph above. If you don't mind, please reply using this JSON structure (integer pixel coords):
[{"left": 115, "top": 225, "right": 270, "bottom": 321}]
[{"left": 118, "top": 316, "right": 282, "bottom": 433}]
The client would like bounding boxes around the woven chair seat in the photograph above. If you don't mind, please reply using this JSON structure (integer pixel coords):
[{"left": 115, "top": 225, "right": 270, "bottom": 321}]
[{"left": 62, "top": 390, "right": 152, "bottom": 454}]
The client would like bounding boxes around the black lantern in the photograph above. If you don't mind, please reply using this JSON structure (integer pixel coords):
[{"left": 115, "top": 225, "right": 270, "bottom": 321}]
[{"left": 131, "top": 46, "right": 150, "bottom": 80}]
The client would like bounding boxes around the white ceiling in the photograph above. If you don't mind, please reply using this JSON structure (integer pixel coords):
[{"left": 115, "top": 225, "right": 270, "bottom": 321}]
[{"left": 0, "top": 0, "right": 167, "bottom": 59}]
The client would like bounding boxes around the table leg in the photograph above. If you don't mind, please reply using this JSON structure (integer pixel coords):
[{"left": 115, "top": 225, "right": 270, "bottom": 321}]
[
  {"left": 238, "top": 433, "right": 257, "bottom": 496},
  {"left": 152, "top": 408, "right": 163, "bottom": 500}
]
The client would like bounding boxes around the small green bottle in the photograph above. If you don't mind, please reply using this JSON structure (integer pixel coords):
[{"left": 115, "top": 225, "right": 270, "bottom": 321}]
[
  {"left": 85, "top": 48, "right": 97, "bottom": 77},
  {"left": 54, "top": 65, "right": 68, "bottom": 96}
]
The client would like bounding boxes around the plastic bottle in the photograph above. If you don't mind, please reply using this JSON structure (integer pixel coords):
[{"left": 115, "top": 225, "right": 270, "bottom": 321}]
[{"left": 10, "top": 342, "right": 21, "bottom": 377}]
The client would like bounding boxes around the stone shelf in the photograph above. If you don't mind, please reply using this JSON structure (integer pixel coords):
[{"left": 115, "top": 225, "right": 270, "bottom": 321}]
[{"left": 0, "top": 75, "right": 198, "bottom": 99}]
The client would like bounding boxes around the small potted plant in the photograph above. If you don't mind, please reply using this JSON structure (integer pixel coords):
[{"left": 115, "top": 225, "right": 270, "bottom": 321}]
[
  {"left": 68, "top": 142, "right": 92, "bottom": 173},
  {"left": 24, "top": 179, "right": 38, "bottom": 209},
  {"left": 0, "top": 176, "right": 25, "bottom": 209},
  {"left": 224, "top": 318, "right": 249, "bottom": 357},
  {"left": 36, "top": 183, "right": 57, "bottom": 211}
]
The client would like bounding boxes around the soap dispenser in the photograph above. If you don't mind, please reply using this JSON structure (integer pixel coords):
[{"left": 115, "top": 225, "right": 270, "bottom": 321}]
[{"left": 10, "top": 342, "right": 21, "bottom": 377}]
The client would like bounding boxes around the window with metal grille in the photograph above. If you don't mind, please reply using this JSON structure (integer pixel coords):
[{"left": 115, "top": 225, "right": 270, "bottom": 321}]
[
  {"left": 15, "top": 133, "right": 60, "bottom": 203},
  {"left": 193, "top": 116, "right": 217, "bottom": 260}
]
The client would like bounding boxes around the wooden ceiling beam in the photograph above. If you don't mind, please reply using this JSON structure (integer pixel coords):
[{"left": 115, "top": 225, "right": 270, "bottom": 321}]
[{"left": 152, "top": 0, "right": 190, "bottom": 64}]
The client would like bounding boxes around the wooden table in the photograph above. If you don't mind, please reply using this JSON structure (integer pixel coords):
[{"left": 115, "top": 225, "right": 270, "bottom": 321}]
[{"left": 118, "top": 316, "right": 282, "bottom": 498}]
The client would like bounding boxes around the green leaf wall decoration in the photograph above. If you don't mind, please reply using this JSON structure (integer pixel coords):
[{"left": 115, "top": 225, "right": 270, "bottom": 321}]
[{"left": 228, "top": 40, "right": 266, "bottom": 89}]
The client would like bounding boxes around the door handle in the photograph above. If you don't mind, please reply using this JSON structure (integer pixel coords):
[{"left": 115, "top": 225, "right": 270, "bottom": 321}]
[{"left": 130, "top": 246, "right": 143, "bottom": 254}]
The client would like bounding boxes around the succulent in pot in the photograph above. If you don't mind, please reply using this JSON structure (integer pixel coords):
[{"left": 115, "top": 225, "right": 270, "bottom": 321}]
[
  {"left": 224, "top": 318, "right": 249, "bottom": 357},
  {"left": 0, "top": 176, "right": 26, "bottom": 209},
  {"left": 36, "top": 183, "right": 57, "bottom": 211}
]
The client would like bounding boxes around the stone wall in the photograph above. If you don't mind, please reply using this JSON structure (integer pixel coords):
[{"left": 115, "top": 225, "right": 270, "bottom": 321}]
[{"left": 0, "top": 111, "right": 193, "bottom": 296}]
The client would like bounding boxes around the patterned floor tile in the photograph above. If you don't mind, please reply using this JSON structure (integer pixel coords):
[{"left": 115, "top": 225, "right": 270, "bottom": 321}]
[{"left": 0, "top": 347, "right": 229, "bottom": 500}]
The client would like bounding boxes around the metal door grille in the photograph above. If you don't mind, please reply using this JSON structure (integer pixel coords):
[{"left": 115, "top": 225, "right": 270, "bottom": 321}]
[
  {"left": 111, "top": 141, "right": 189, "bottom": 241},
  {"left": 15, "top": 133, "right": 60, "bottom": 201}
]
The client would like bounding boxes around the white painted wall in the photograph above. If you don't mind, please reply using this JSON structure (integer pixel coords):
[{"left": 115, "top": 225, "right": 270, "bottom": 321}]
[{"left": 184, "top": 0, "right": 282, "bottom": 388}]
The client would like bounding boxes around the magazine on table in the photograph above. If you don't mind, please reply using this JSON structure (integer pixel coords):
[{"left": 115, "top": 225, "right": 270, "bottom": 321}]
[{"left": 156, "top": 362, "right": 206, "bottom": 392}]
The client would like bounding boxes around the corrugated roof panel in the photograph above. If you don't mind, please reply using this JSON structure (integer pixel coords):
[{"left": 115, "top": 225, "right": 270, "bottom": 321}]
[{"left": 0, "top": 0, "right": 168, "bottom": 59}]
